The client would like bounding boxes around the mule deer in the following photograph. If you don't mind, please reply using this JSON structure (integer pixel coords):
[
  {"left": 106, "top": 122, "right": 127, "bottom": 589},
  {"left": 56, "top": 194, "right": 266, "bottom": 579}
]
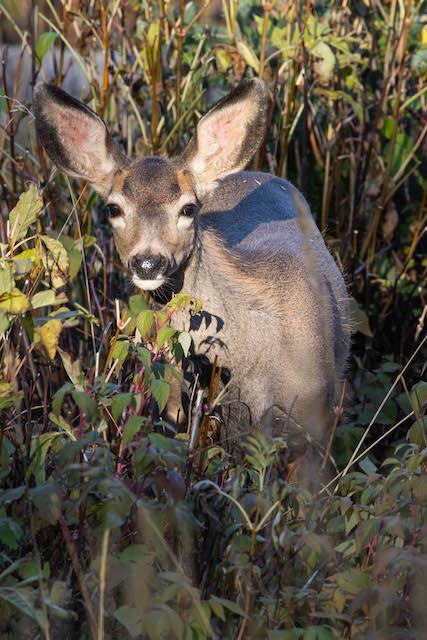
[{"left": 34, "top": 79, "right": 350, "bottom": 449}]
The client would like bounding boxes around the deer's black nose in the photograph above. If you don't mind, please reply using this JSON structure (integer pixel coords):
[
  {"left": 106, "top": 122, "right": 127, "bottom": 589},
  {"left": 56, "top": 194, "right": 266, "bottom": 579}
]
[{"left": 128, "top": 254, "right": 168, "bottom": 280}]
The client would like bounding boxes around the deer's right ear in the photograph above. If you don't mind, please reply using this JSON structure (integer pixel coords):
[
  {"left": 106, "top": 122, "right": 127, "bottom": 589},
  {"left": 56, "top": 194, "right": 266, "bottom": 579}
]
[{"left": 34, "top": 83, "right": 126, "bottom": 196}]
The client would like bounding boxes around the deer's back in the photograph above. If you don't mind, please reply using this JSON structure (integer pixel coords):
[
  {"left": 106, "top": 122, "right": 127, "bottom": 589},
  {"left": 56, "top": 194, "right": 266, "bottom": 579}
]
[{"left": 183, "top": 172, "right": 350, "bottom": 433}]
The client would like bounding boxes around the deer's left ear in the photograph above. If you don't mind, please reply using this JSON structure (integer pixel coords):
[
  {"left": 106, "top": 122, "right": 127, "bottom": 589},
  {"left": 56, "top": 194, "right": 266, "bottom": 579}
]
[
  {"left": 180, "top": 79, "right": 268, "bottom": 194},
  {"left": 34, "top": 83, "right": 127, "bottom": 196}
]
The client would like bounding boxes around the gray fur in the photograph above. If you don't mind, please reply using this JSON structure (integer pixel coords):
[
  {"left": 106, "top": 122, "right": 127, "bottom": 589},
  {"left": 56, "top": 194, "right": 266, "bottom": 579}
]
[{"left": 34, "top": 79, "right": 350, "bottom": 448}]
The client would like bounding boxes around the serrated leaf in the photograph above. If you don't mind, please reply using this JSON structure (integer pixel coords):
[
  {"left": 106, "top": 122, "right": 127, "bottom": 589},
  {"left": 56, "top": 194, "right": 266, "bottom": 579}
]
[
  {"left": 111, "top": 338, "right": 129, "bottom": 372},
  {"left": 156, "top": 326, "right": 177, "bottom": 350},
  {"left": 35, "top": 32, "right": 59, "bottom": 63},
  {"left": 136, "top": 310, "right": 154, "bottom": 339},
  {"left": 41, "top": 235, "right": 70, "bottom": 288},
  {"left": 9, "top": 184, "right": 43, "bottom": 243},
  {"left": 0, "top": 287, "right": 29, "bottom": 314},
  {"left": 137, "top": 346, "right": 152, "bottom": 369},
  {"left": 123, "top": 416, "right": 146, "bottom": 446},
  {"left": 34, "top": 319, "right": 62, "bottom": 359},
  {"left": 150, "top": 379, "right": 170, "bottom": 414}
]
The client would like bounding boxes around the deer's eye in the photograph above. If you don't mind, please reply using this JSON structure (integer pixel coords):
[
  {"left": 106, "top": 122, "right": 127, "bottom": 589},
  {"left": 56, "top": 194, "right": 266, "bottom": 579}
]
[
  {"left": 104, "top": 204, "right": 122, "bottom": 219},
  {"left": 180, "top": 203, "right": 197, "bottom": 217}
]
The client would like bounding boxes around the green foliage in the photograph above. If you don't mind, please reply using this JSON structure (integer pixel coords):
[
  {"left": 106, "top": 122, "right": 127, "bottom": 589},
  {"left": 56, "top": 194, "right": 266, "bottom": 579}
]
[{"left": 0, "top": 0, "right": 425, "bottom": 637}]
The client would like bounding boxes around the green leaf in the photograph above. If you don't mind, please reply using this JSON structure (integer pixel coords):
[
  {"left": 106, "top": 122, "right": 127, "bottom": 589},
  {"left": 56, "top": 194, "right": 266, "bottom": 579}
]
[
  {"left": 52, "top": 382, "right": 73, "bottom": 417},
  {"left": 0, "top": 382, "right": 22, "bottom": 409},
  {"left": 0, "top": 586, "right": 45, "bottom": 626},
  {"left": 334, "top": 568, "right": 370, "bottom": 594},
  {"left": 0, "top": 288, "right": 29, "bottom": 314},
  {"left": 35, "top": 32, "right": 59, "bottom": 63},
  {"left": 209, "top": 596, "right": 247, "bottom": 618},
  {"left": 0, "top": 486, "right": 25, "bottom": 506},
  {"left": 349, "top": 299, "right": 372, "bottom": 337},
  {"left": 0, "top": 517, "right": 23, "bottom": 549},
  {"left": 411, "top": 382, "right": 427, "bottom": 413},
  {"left": 58, "top": 349, "right": 85, "bottom": 387},
  {"left": 156, "top": 326, "right": 177, "bottom": 350},
  {"left": 358, "top": 458, "right": 377, "bottom": 474},
  {"left": 311, "top": 41, "right": 335, "bottom": 83},
  {"left": 178, "top": 331, "right": 191, "bottom": 357},
  {"left": 71, "top": 391, "right": 97, "bottom": 424},
  {"left": 30, "top": 483, "right": 61, "bottom": 524},
  {"left": 31, "top": 289, "right": 67, "bottom": 310},
  {"left": 0, "top": 88, "right": 8, "bottom": 113},
  {"left": 407, "top": 417, "right": 427, "bottom": 447},
  {"left": 216, "top": 48, "right": 232, "bottom": 72},
  {"left": 0, "top": 309, "right": 10, "bottom": 335},
  {"left": 149, "top": 379, "right": 170, "bottom": 414},
  {"left": 68, "top": 249, "right": 83, "bottom": 281},
  {"left": 9, "top": 184, "right": 43, "bottom": 243},
  {"left": 123, "top": 416, "right": 146, "bottom": 446},
  {"left": 27, "top": 433, "right": 61, "bottom": 484},
  {"left": 111, "top": 338, "right": 129, "bottom": 372},
  {"left": 114, "top": 605, "right": 144, "bottom": 637},
  {"left": 129, "top": 294, "right": 150, "bottom": 315},
  {"left": 112, "top": 393, "right": 134, "bottom": 422},
  {"left": 0, "top": 265, "right": 13, "bottom": 296},
  {"left": 136, "top": 310, "right": 154, "bottom": 339},
  {"left": 236, "top": 40, "right": 260, "bottom": 73},
  {"left": 49, "top": 412, "right": 77, "bottom": 441}
]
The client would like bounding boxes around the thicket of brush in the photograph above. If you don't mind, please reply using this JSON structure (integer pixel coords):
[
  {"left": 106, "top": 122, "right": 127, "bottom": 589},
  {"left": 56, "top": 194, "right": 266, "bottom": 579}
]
[{"left": 0, "top": 0, "right": 426, "bottom": 638}]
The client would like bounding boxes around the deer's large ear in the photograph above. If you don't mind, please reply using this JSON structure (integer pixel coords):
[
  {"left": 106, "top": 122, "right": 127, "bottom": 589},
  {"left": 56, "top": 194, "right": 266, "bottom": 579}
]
[
  {"left": 34, "top": 83, "right": 126, "bottom": 196},
  {"left": 180, "top": 79, "right": 268, "bottom": 194}
]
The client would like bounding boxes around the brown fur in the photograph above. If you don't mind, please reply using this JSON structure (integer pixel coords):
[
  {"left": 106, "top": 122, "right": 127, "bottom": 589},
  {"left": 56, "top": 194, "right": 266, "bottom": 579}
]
[{"left": 34, "top": 79, "right": 350, "bottom": 453}]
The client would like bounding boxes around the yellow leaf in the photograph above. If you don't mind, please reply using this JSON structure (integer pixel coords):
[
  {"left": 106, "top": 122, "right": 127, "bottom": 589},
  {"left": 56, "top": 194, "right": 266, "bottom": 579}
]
[
  {"left": 236, "top": 40, "right": 260, "bottom": 73},
  {"left": 0, "top": 288, "right": 30, "bottom": 314},
  {"left": 35, "top": 319, "right": 62, "bottom": 359},
  {"left": 41, "top": 236, "right": 70, "bottom": 288},
  {"left": 9, "top": 184, "right": 43, "bottom": 243}
]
